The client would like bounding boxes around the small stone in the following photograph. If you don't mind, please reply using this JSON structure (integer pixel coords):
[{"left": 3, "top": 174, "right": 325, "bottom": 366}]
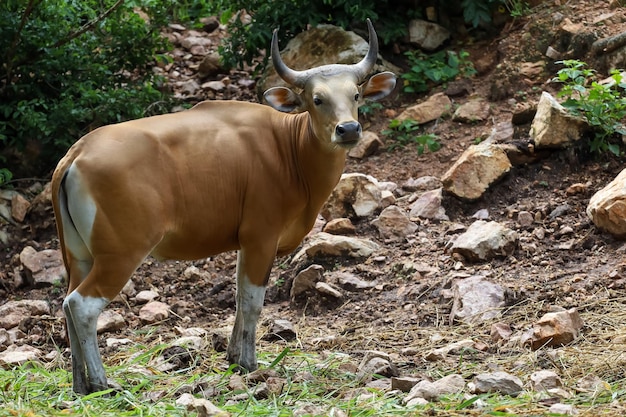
[
  {"left": 19, "top": 246, "right": 65, "bottom": 287},
  {"left": 549, "top": 403, "right": 578, "bottom": 415},
  {"left": 404, "top": 374, "right": 465, "bottom": 402},
  {"left": 173, "top": 336, "right": 204, "bottom": 350},
  {"left": 139, "top": 301, "right": 170, "bottom": 323},
  {"left": 97, "top": 309, "right": 126, "bottom": 333},
  {"left": 357, "top": 351, "right": 399, "bottom": 382},
  {"left": 0, "top": 300, "right": 50, "bottom": 329},
  {"left": 409, "top": 188, "right": 448, "bottom": 220},
  {"left": 135, "top": 290, "right": 159, "bottom": 304},
  {"left": 490, "top": 322, "right": 513, "bottom": 342},
  {"left": 0, "top": 344, "right": 42, "bottom": 367},
  {"left": 323, "top": 218, "right": 356, "bottom": 235},
  {"left": 348, "top": 131, "right": 383, "bottom": 159},
  {"left": 11, "top": 193, "right": 30, "bottom": 222},
  {"left": 371, "top": 205, "right": 417, "bottom": 242},
  {"left": 530, "top": 370, "right": 563, "bottom": 391},
  {"left": 290, "top": 264, "right": 324, "bottom": 299},
  {"left": 530, "top": 308, "right": 583, "bottom": 349},
  {"left": 264, "top": 319, "right": 297, "bottom": 341},
  {"left": 471, "top": 371, "right": 523, "bottom": 396},
  {"left": 517, "top": 211, "right": 534, "bottom": 227},
  {"left": 391, "top": 376, "right": 421, "bottom": 392},
  {"left": 315, "top": 282, "right": 343, "bottom": 299}
]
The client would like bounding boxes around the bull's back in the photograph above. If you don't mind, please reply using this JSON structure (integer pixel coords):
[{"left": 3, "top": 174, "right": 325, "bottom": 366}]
[{"left": 53, "top": 101, "right": 298, "bottom": 261}]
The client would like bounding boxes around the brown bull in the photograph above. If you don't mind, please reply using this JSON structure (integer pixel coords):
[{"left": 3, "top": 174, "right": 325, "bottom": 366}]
[{"left": 51, "top": 19, "right": 396, "bottom": 394}]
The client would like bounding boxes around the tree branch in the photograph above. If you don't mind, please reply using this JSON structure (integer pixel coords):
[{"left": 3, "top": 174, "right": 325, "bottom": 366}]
[{"left": 50, "top": 0, "right": 125, "bottom": 50}]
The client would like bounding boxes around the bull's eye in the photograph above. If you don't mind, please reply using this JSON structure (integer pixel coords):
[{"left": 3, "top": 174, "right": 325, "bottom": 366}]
[
  {"left": 313, "top": 97, "right": 323, "bottom": 106},
  {"left": 354, "top": 93, "right": 360, "bottom": 101}
]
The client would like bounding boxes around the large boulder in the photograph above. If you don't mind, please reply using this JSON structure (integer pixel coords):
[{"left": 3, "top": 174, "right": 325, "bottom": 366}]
[
  {"left": 441, "top": 141, "right": 512, "bottom": 201},
  {"left": 530, "top": 92, "right": 588, "bottom": 148},
  {"left": 258, "top": 24, "right": 400, "bottom": 95},
  {"left": 587, "top": 168, "right": 626, "bottom": 239}
]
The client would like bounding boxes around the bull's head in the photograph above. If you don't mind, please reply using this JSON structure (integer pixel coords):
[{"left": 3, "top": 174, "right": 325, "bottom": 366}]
[{"left": 264, "top": 19, "right": 396, "bottom": 150}]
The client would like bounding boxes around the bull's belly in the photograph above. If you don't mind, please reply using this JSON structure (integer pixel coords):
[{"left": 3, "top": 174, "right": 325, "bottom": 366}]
[{"left": 150, "top": 232, "right": 240, "bottom": 261}]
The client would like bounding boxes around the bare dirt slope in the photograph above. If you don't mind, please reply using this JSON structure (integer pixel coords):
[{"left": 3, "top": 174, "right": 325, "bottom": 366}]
[{"left": 2, "top": 0, "right": 626, "bottom": 414}]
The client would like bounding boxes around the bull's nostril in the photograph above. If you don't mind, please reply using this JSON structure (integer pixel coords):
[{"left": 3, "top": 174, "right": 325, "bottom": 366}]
[{"left": 337, "top": 126, "right": 346, "bottom": 135}]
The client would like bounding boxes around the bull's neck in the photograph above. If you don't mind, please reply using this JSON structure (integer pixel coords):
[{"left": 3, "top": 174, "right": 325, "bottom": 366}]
[{"left": 289, "top": 112, "right": 347, "bottom": 204}]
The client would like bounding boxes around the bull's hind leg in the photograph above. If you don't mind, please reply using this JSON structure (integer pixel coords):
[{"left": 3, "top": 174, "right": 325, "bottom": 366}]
[
  {"left": 64, "top": 258, "right": 146, "bottom": 393},
  {"left": 59, "top": 164, "right": 150, "bottom": 393}
]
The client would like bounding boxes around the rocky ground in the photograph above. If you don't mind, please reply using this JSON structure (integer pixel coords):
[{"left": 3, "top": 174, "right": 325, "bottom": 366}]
[{"left": 2, "top": 0, "right": 626, "bottom": 415}]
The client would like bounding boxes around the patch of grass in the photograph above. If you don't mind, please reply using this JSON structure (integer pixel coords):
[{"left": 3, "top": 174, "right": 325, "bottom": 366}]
[{"left": 2, "top": 326, "right": 626, "bottom": 417}]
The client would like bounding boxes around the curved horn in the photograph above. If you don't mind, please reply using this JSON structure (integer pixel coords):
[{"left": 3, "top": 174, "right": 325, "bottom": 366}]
[
  {"left": 352, "top": 18, "right": 378, "bottom": 81},
  {"left": 271, "top": 19, "right": 378, "bottom": 87},
  {"left": 271, "top": 29, "right": 307, "bottom": 88}
]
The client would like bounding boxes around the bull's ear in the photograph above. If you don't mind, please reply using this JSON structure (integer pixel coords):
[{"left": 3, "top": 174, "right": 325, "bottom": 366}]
[
  {"left": 360, "top": 72, "right": 396, "bottom": 101},
  {"left": 264, "top": 87, "right": 303, "bottom": 113}
]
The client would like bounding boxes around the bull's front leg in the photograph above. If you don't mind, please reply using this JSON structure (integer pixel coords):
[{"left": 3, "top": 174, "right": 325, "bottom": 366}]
[{"left": 226, "top": 247, "right": 273, "bottom": 371}]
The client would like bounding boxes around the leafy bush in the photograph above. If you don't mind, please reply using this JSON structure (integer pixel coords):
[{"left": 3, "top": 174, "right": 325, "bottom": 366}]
[
  {"left": 553, "top": 60, "right": 626, "bottom": 156},
  {"left": 402, "top": 49, "right": 476, "bottom": 94},
  {"left": 383, "top": 119, "right": 442, "bottom": 154},
  {"left": 0, "top": 0, "right": 172, "bottom": 178}
]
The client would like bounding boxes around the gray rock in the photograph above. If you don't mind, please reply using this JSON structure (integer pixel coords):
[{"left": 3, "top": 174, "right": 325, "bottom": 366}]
[
  {"left": 291, "top": 264, "right": 324, "bottom": 299},
  {"left": 404, "top": 374, "right": 465, "bottom": 402},
  {"left": 315, "top": 282, "right": 344, "bottom": 299},
  {"left": 357, "top": 351, "right": 399, "bottom": 382},
  {"left": 265, "top": 319, "right": 297, "bottom": 341},
  {"left": 97, "top": 310, "right": 126, "bottom": 334},
  {"left": 371, "top": 205, "right": 417, "bottom": 242},
  {"left": 292, "top": 232, "right": 380, "bottom": 262},
  {"left": 450, "top": 276, "right": 505, "bottom": 324},
  {"left": 0, "top": 300, "right": 50, "bottom": 329},
  {"left": 530, "top": 370, "right": 564, "bottom": 391},
  {"left": 19, "top": 246, "right": 65, "bottom": 287},
  {"left": 323, "top": 218, "right": 356, "bottom": 235},
  {"left": 408, "top": 19, "right": 450, "bottom": 51},
  {"left": 391, "top": 376, "right": 421, "bottom": 392},
  {"left": 402, "top": 176, "right": 442, "bottom": 192},
  {"left": 452, "top": 97, "right": 491, "bottom": 123},
  {"left": 139, "top": 301, "right": 170, "bottom": 323},
  {"left": 135, "top": 290, "right": 159, "bottom": 304},
  {"left": 322, "top": 173, "right": 382, "bottom": 220},
  {"left": 451, "top": 220, "right": 518, "bottom": 262},
  {"left": 491, "top": 322, "right": 513, "bottom": 343},
  {"left": 0, "top": 344, "right": 42, "bottom": 367},
  {"left": 470, "top": 371, "right": 523, "bottom": 396},
  {"left": 332, "top": 271, "right": 375, "bottom": 291},
  {"left": 409, "top": 188, "right": 448, "bottom": 220}
]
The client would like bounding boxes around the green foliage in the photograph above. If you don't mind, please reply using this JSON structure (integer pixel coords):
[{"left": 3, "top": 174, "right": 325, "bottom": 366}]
[
  {"left": 553, "top": 60, "right": 626, "bottom": 156},
  {"left": 0, "top": 0, "right": 172, "bottom": 177},
  {"left": 0, "top": 168, "right": 12, "bottom": 186},
  {"left": 203, "top": 0, "right": 416, "bottom": 71},
  {"left": 383, "top": 119, "right": 442, "bottom": 154},
  {"left": 402, "top": 49, "right": 476, "bottom": 94},
  {"left": 502, "top": 0, "right": 531, "bottom": 18},
  {"left": 457, "top": 0, "right": 530, "bottom": 27},
  {"left": 460, "top": 0, "right": 497, "bottom": 28}
]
